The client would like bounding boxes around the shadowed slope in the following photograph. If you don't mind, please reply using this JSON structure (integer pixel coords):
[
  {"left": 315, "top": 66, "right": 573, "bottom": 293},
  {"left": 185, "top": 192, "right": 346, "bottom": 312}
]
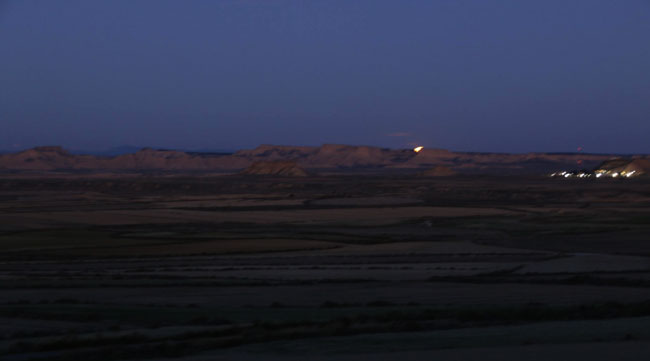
[{"left": 240, "top": 161, "right": 309, "bottom": 177}]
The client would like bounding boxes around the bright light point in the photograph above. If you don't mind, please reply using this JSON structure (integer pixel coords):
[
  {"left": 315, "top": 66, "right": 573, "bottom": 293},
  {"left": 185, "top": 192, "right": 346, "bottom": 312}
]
[
  {"left": 564, "top": 173, "right": 571, "bottom": 178},
  {"left": 413, "top": 146, "right": 423, "bottom": 153},
  {"left": 612, "top": 172, "right": 619, "bottom": 178},
  {"left": 596, "top": 173, "right": 602, "bottom": 178}
]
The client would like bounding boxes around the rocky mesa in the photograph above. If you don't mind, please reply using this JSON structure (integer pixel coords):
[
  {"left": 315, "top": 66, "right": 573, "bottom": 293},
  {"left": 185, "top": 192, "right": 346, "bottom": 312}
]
[{"left": 0, "top": 144, "right": 644, "bottom": 175}]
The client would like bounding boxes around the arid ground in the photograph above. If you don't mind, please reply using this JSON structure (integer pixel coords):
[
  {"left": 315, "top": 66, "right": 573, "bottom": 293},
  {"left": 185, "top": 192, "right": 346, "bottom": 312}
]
[{"left": 1, "top": 174, "right": 649, "bottom": 360}]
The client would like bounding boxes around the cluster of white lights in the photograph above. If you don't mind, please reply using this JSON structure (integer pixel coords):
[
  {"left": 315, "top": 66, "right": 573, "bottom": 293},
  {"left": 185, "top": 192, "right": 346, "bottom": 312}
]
[{"left": 551, "top": 169, "right": 639, "bottom": 179}]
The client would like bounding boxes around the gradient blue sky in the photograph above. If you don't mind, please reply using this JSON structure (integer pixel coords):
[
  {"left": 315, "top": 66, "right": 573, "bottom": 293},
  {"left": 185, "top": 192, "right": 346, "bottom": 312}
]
[{"left": 1, "top": 0, "right": 649, "bottom": 153}]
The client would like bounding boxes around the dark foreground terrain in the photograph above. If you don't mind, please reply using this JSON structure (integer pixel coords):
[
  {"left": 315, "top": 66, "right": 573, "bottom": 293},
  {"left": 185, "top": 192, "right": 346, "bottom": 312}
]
[{"left": 0, "top": 174, "right": 649, "bottom": 360}]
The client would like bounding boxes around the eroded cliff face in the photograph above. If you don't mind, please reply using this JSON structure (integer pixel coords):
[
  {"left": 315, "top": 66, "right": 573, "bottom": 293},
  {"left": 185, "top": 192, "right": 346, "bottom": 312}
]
[{"left": 0, "top": 144, "right": 637, "bottom": 175}]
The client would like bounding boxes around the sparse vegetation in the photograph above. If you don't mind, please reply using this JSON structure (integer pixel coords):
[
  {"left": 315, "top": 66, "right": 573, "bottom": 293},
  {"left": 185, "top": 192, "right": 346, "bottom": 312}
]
[{"left": 0, "top": 175, "right": 648, "bottom": 359}]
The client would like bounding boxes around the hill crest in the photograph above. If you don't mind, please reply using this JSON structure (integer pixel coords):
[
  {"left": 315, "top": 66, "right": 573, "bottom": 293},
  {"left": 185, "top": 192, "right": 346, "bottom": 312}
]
[{"left": 0, "top": 144, "right": 645, "bottom": 175}]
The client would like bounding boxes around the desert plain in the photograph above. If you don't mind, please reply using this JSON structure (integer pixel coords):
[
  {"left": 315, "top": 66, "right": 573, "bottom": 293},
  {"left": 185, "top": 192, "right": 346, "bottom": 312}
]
[{"left": 0, "top": 167, "right": 649, "bottom": 360}]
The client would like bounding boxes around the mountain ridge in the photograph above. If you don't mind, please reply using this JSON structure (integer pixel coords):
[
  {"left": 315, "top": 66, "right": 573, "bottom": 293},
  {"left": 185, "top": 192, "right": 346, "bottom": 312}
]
[{"left": 0, "top": 144, "right": 646, "bottom": 175}]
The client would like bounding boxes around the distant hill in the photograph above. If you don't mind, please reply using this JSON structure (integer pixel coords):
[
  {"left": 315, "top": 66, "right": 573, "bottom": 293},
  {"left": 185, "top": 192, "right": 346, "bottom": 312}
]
[
  {"left": 0, "top": 144, "right": 644, "bottom": 175},
  {"left": 240, "top": 161, "right": 309, "bottom": 177},
  {"left": 73, "top": 146, "right": 144, "bottom": 156},
  {"left": 71, "top": 146, "right": 236, "bottom": 157},
  {"left": 596, "top": 157, "right": 650, "bottom": 177}
]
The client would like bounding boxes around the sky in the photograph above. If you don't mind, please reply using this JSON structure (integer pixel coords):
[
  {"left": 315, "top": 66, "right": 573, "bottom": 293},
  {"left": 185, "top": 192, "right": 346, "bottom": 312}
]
[{"left": 1, "top": 0, "right": 649, "bottom": 154}]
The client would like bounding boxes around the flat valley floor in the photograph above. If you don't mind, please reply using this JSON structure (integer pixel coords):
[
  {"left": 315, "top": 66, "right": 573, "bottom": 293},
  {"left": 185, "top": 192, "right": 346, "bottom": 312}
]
[{"left": 0, "top": 174, "right": 649, "bottom": 360}]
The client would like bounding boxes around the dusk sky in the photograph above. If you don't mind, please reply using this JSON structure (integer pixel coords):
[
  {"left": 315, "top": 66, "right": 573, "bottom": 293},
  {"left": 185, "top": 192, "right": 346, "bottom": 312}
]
[{"left": 1, "top": 0, "right": 649, "bottom": 153}]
